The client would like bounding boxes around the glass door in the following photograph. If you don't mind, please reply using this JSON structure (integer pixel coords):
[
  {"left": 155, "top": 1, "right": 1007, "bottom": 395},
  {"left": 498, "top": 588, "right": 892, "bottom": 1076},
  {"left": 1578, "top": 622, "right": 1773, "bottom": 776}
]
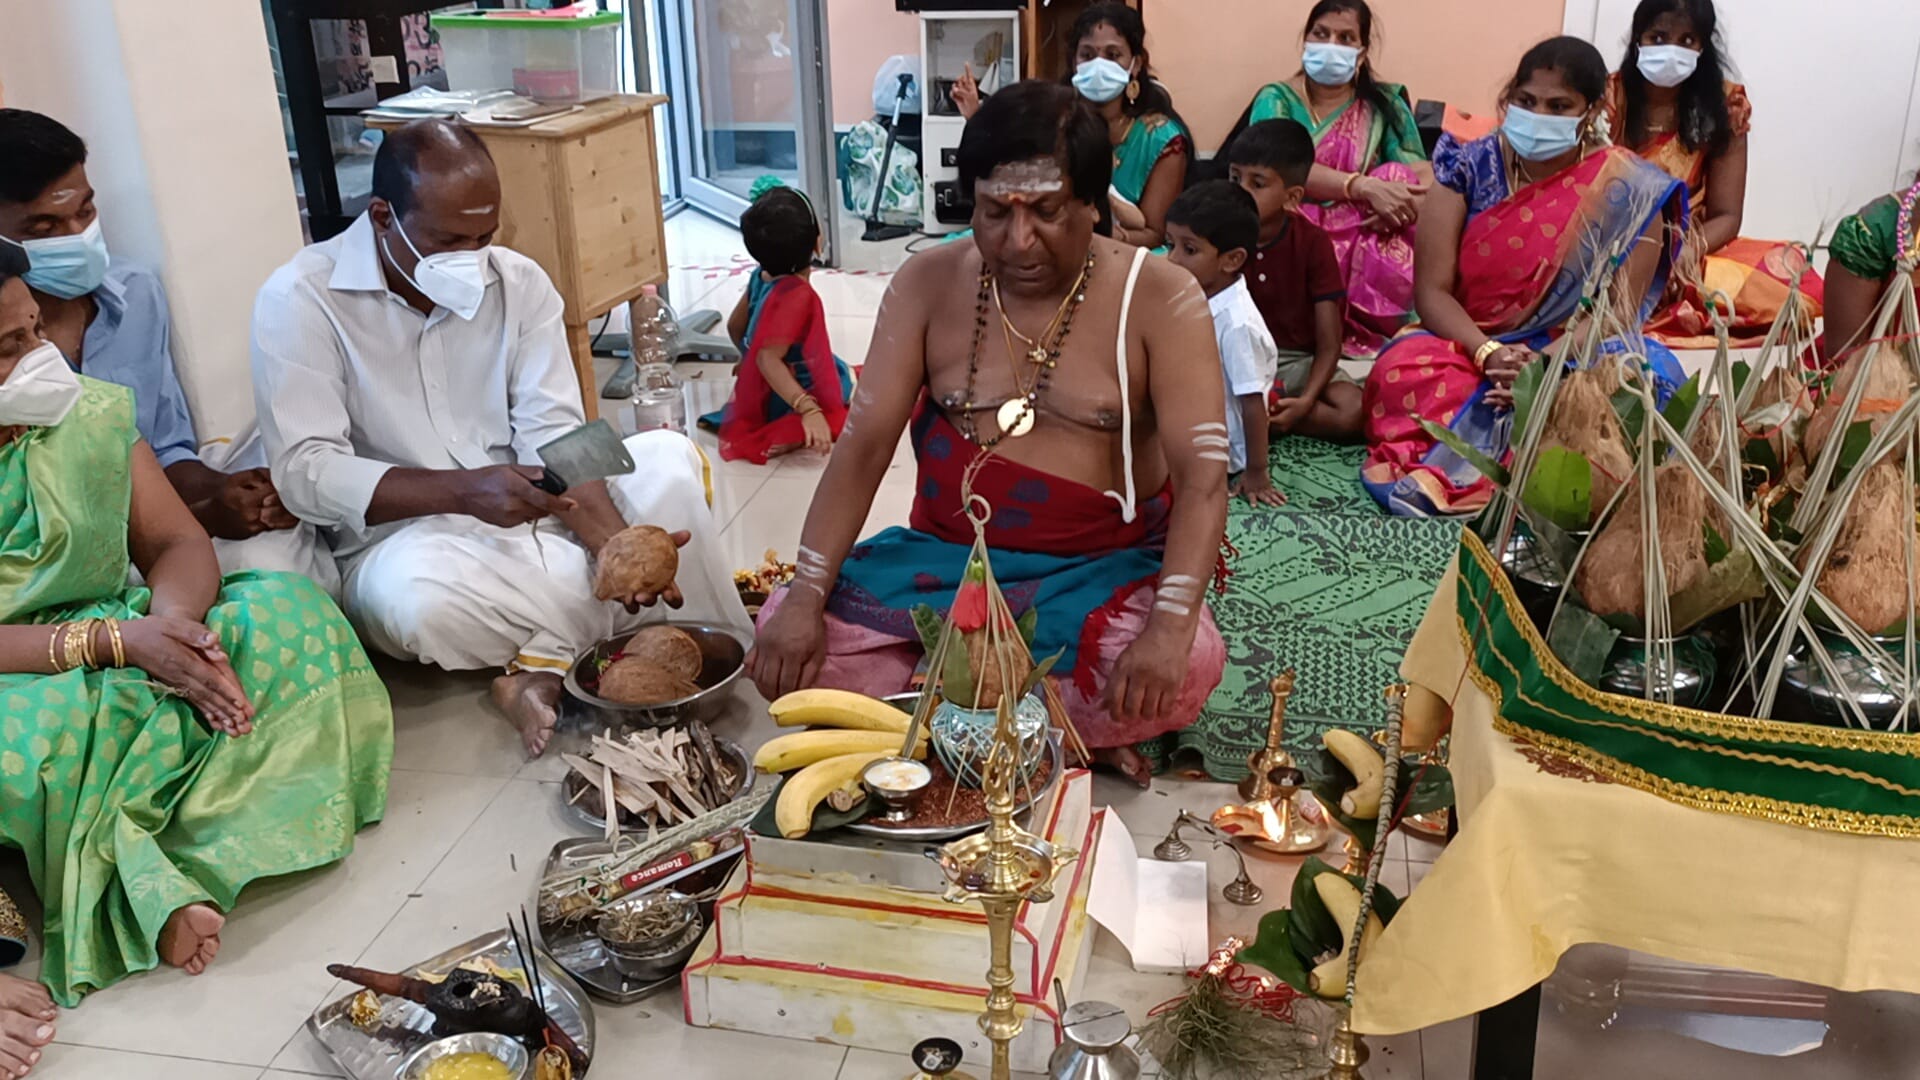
[{"left": 659, "top": 0, "right": 837, "bottom": 262}]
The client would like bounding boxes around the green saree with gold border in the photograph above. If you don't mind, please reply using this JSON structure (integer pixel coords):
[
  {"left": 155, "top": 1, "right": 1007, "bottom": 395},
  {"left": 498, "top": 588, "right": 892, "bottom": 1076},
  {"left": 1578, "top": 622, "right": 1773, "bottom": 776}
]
[{"left": 0, "top": 377, "right": 392, "bottom": 1004}]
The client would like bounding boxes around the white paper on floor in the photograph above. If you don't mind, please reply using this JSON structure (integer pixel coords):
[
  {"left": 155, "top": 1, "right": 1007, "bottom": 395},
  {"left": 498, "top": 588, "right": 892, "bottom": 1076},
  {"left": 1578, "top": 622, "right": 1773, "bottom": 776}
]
[{"left": 1086, "top": 807, "right": 1210, "bottom": 974}]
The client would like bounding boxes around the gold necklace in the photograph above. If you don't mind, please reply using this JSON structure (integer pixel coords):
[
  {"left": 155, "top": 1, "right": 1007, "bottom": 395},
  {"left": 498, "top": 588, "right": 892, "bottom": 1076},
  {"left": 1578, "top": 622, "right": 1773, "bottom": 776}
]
[{"left": 992, "top": 268, "right": 1085, "bottom": 368}]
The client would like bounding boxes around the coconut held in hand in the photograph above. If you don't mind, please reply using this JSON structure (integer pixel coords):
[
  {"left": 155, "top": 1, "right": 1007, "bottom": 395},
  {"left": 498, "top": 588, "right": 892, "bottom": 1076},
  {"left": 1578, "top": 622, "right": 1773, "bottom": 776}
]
[{"left": 594, "top": 525, "right": 679, "bottom": 601}]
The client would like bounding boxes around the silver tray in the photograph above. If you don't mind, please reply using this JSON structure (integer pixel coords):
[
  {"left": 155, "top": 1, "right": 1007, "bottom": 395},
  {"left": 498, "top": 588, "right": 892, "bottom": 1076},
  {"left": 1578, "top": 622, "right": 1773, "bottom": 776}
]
[
  {"left": 534, "top": 834, "right": 745, "bottom": 1004},
  {"left": 561, "top": 737, "right": 754, "bottom": 833},
  {"left": 838, "top": 732, "right": 1066, "bottom": 842},
  {"left": 309, "top": 929, "right": 596, "bottom": 1080}
]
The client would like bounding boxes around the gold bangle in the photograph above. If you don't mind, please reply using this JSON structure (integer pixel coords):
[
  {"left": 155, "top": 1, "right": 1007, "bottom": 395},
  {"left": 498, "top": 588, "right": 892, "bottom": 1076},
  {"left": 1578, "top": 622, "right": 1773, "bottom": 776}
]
[
  {"left": 1473, "top": 339, "right": 1504, "bottom": 367},
  {"left": 61, "top": 620, "right": 86, "bottom": 672},
  {"left": 1343, "top": 173, "right": 1362, "bottom": 200},
  {"left": 106, "top": 617, "right": 126, "bottom": 668},
  {"left": 78, "top": 619, "right": 98, "bottom": 670},
  {"left": 48, "top": 624, "right": 65, "bottom": 673}
]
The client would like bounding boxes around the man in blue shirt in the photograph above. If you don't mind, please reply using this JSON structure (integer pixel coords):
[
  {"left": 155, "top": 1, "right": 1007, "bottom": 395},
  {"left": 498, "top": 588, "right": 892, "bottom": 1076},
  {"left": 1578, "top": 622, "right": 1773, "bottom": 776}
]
[{"left": 0, "top": 108, "right": 335, "bottom": 593}]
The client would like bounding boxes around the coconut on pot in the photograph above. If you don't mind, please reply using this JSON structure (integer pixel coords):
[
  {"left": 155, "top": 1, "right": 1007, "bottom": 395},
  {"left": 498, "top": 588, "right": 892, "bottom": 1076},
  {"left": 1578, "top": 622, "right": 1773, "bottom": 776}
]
[
  {"left": 1575, "top": 461, "right": 1710, "bottom": 623},
  {"left": 1813, "top": 461, "right": 1920, "bottom": 635},
  {"left": 1541, "top": 364, "right": 1634, "bottom": 524}
]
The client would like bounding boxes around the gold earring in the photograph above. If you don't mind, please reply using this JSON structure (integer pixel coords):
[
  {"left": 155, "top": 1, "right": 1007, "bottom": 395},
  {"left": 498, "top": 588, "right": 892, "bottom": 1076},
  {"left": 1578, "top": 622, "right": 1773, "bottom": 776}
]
[{"left": 1127, "top": 78, "right": 1141, "bottom": 104}]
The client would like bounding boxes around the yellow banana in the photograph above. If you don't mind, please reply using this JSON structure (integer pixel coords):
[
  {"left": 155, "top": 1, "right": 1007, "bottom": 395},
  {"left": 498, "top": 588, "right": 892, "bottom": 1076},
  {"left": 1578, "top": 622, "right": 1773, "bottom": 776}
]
[
  {"left": 1323, "top": 728, "right": 1385, "bottom": 819},
  {"left": 1307, "top": 872, "right": 1384, "bottom": 999},
  {"left": 768, "top": 688, "right": 913, "bottom": 734},
  {"left": 775, "top": 752, "right": 892, "bottom": 838},
  {"left": 752, "top": 729, "right": 927, "bottom": 773}
]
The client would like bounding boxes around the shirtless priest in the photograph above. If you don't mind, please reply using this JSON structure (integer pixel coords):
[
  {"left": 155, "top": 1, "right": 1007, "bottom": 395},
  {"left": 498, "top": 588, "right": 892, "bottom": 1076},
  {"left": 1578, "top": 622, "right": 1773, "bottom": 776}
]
[
  {"left": 748, "top": 80, "right": 1229, "bottom": 786},
  {"left": 252, "top": 119, "right": 749, "bottom": 754}
]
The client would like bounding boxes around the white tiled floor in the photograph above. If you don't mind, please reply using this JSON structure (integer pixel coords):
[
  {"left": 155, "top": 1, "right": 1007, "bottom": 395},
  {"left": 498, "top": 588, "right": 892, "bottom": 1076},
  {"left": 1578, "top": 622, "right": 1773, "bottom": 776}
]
[{"left": 4, "top": 216, "right": 1877, "bottom": 1079}]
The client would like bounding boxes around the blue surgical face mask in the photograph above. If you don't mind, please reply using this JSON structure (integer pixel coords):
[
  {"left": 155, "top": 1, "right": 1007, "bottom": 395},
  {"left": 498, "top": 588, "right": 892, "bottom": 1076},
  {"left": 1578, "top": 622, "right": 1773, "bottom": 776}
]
[
  {"left": 1502, "top": 107, "right": 1586, "bottom": 163},
  {"left": 1072, "top": 57, "right": 1133, "bottom": 104},
  {"left": 1302, "top": 42, "right": 1361, "bottom": 87},
  {"left": 1636, "top": 44, "right": 1700, "bottom": 89},
  {"left": 21, "top": 219, "right": 110, "bottom": 300}
]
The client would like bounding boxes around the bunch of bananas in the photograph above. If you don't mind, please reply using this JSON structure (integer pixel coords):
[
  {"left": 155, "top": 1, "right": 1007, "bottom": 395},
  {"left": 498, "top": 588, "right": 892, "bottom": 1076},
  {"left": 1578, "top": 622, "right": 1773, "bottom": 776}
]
[{"left": 756, "top": 689, "right": 928, "bottom": 839}]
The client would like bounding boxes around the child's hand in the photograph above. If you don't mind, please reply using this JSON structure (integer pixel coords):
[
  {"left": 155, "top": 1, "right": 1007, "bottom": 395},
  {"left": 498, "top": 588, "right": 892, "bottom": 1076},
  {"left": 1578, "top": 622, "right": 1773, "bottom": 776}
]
[
  {"left": 1232, "top": 473, "right": 1288, "bottom": 508},
  {"left": 1269, "top": 396, "right": 1314, "bottom": 435},
  {"left": 953, "top": 63, "right": 981, "bottom": 119},
  {"left": 801, "top": 412, "right": 834, "bottom": 452}
]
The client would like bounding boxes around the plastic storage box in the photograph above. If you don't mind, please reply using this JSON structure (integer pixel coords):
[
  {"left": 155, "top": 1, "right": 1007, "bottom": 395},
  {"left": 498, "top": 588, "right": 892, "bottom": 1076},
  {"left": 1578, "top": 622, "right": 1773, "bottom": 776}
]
[{"left": 431, "top": 7, "right": 622, "bottom": 103}]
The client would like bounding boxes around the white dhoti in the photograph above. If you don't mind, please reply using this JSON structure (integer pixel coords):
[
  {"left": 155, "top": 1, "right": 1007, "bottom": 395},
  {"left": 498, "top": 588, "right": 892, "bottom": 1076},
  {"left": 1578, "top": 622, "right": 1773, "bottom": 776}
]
[
  {"left": 340, "top": 431, "right": 748, "bottom": 673},
  {"left": 213, "top": 524, "right": 341, "bottom": 598}
]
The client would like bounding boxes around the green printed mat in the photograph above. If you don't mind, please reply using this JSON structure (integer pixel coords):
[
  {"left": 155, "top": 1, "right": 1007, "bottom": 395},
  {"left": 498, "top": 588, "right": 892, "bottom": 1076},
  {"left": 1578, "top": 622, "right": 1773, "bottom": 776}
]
[{"left": 1144, "top": 438, "right": 1461, "bottom": 780}]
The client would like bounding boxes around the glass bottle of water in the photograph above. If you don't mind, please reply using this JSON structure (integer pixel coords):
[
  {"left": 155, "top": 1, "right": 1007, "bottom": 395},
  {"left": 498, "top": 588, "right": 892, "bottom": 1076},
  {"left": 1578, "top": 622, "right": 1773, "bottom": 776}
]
[{"left": 629, "top": 284, "right": 686, "bottom": 433}]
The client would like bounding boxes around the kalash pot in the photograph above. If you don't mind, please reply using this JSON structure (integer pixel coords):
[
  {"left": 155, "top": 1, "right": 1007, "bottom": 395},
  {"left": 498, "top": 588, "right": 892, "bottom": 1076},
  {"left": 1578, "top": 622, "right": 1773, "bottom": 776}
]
[
  {"left": 1778, "top": 629, "right": 1906, "bottom": 729},
  {"left": 1048, "top": 1000, "right": 1139, "bottom": 1080},
  {"left": 1597, "top": 633, "right": 1718, "bottom": 710},
  {"left": 1499, "top": 524, "right": 1587, "bottom": 635}
]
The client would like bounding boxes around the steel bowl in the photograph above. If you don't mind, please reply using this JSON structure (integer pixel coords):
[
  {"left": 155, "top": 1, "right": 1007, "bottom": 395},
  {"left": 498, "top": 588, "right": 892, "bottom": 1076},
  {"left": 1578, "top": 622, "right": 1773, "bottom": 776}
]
[
  {"left": 399, "top": 1031, "right": 531, "bottom": 1080},
  {"left": 595, "top": 891, "right": 705, "bottom": 983},
  {"left": 562, "top": 623, "right": 750, "bottom": 729}
]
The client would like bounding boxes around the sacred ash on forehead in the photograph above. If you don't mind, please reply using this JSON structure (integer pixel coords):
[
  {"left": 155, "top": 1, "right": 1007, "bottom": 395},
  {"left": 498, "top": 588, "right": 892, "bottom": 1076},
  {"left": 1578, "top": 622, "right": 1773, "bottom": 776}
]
[
  {"left": 459, "top": 204, "right": 497, "bottom": 215},
  {"left": 45, "top": 188, "right": 80, "bottom": 206},
  {"left": 976, "top": 158, "right": 1066, "bottom": 200}
]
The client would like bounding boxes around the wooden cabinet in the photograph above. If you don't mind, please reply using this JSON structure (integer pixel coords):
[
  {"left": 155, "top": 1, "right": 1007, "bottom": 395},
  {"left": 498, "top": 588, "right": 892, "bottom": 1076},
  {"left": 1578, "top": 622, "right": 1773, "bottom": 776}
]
[
  {"left": 1024, "top": 0, "right": 1139, "bottom": 82},
  {"left": 372, "top": 94, "right": 669, "bottom": 420}
]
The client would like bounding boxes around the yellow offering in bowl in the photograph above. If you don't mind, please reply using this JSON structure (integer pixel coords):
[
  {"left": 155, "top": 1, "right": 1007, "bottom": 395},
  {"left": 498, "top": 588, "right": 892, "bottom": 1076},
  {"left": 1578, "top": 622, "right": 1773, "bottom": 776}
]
[{"left": 422, "top": 1053, "right": 513, "bottom": 1080}]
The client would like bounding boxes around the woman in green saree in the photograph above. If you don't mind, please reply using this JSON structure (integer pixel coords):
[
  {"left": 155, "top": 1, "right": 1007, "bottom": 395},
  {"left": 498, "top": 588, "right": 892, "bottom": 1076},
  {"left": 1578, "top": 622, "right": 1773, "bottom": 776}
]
[
  {"left": 1824, "top": 177, "right": 1920, "bottom": 362},
  {"left": 1245, "top": 0, "right": 1430, "bottom": 357},
  {"left": 0, "top": 244, "right": 392, "bottom": 1021}
]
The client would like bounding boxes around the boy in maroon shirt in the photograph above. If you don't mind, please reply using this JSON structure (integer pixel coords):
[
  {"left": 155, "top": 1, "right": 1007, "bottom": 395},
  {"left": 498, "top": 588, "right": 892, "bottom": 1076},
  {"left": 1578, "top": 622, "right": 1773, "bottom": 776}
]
[{"left": 1228, "top": 119, "right": 1364, "bottom": 441}]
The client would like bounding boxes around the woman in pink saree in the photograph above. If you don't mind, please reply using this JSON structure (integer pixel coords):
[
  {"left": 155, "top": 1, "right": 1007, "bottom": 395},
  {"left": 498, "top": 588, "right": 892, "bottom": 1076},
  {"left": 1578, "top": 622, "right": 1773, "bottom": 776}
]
[
  {"left": 1247, "top": 0, "right": 1430, "bottom": 358},
  {"left": 1362, "top": 37, "right": 1689, "bottom": 517}
]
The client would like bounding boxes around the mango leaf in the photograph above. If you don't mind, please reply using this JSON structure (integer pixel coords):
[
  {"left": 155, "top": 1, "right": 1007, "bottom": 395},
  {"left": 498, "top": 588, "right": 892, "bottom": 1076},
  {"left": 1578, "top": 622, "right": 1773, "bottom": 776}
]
[
  {"left": 1671, "top": 545, "right": 1767, "bottom": 634},
  {"left": 1703, "top": 521, "right": 1730, "bottom": 565},
  {"left": 1511, "top": 360, "right": 1546, "bottom": 440},
  {"left": 1416, "top": 418, "right": 1510, "bottom": 487},
  {"left": 750, "top": 772, "right": 877, "bottom": 837},
  {"left": 1838, "top": 420, "right": 1874, "bottom": 477},
  {"left": 1612, "top": 387, "right": 1646, "bottom": 444},
  {"left": 1016, "top": 608, "right": 1038, "bottom": 646},
  {"left": 1521, "top": 446, "right": 1593, "bottom": 533},
  {"left": 1018, "top": 647, "right": 1064, "bottom": 699},
  {"left": 1239, "top": 912, "right": 1314, "bottom": 995},
  {"left": 1731, "top": 360, "right": 1751, "bottom": 398},
  {"left": 1662, "top": 373, "right": 1703, "bottom": 435},
  {"left": 910, "top": 604, "right": 945, "bottom": 660},
  {"left": 1547, "top": 603, "right": 1621, "bottom": 685},
  {"left": 1742, "top": 435, "right": 1780, "bottom": 482}
]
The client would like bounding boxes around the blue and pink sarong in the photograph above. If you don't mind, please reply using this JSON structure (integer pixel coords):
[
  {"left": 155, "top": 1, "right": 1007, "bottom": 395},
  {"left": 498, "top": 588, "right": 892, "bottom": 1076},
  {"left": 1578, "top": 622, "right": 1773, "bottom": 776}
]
[{"left": 759, "top": 407, "right": 1225, "bottom": 747}]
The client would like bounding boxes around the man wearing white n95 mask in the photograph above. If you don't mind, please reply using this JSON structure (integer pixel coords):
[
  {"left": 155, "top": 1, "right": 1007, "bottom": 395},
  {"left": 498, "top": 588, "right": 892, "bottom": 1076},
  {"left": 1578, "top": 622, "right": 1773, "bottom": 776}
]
[
  {"left": 0, "top": 108, "right": 337, "bottom": 594},
  {"left": 251, "top": 118, "right": 748, "bottom": 757}
]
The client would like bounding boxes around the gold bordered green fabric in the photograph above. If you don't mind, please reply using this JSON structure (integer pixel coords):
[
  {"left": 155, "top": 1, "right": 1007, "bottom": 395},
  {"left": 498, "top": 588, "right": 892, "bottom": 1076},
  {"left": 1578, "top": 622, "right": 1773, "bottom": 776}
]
[{"left": 1454, "top": 530, "right": 1920, "bottom": 837}]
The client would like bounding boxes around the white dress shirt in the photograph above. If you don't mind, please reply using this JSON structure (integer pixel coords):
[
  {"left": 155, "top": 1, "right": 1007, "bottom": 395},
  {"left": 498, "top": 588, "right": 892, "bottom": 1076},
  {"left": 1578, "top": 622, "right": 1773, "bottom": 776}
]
[
  {"left": 1208, "top": 275, "right": 1281, "bottom": 474},
  {"left": 250, "top": 213, "right": 584, "bottom": 555}
]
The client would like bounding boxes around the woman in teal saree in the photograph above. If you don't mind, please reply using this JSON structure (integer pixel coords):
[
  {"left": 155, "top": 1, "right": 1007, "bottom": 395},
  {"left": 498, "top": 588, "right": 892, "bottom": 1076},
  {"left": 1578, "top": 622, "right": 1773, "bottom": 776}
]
[{"left": 0, "top": 249, "right": 392, "bottom": 1025}]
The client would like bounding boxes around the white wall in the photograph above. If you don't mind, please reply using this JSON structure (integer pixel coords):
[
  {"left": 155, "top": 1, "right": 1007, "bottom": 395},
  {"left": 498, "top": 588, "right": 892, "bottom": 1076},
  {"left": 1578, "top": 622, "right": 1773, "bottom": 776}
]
[
  {"left": 0, "top": 0, "right": 303, "bottom": 458},
  {"left": 1567, "top": 0, "right": 1920, "bottom": 244}
]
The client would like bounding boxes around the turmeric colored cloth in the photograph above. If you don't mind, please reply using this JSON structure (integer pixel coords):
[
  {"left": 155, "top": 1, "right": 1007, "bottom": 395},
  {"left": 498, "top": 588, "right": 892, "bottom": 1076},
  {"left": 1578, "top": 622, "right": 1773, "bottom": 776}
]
[{"left": 1353, "top": 556, "right": 1920, "bottom": 1035}]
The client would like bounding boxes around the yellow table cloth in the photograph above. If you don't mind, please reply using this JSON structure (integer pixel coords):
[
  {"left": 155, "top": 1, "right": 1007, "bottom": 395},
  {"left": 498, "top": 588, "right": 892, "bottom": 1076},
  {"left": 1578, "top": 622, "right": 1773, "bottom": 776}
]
[{"left": 1353, "top": 561, "right": 1920, "bottom": 1036}]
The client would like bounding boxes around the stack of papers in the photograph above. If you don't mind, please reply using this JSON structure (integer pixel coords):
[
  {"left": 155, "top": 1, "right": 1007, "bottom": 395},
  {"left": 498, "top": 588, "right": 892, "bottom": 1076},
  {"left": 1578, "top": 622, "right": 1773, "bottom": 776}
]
[{"left": 362, "top": 88, "right": 515, "bottom": 122}]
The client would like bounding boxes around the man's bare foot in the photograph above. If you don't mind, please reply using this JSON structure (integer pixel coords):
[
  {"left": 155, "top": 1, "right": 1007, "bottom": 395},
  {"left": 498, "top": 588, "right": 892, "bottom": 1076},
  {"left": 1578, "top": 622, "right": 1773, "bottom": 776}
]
[
  {"left": 157, "top": 903, "right": 224, "bottom": 976},
  {"left": 1092, "top": 746, "right": 1154, "bottom": 789},
  {"left": 492, "top": 671, "right": 563, "bottom": 757},
  {"left": 0, "top": 974, "right": 54, "bottom": 1077}
]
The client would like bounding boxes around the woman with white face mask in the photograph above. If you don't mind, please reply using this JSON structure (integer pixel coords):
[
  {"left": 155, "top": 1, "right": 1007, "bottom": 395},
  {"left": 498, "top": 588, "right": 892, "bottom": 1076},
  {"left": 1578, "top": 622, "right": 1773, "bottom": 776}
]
[
  {"left": 1241, "top": 0, "right": 1431, "bottom": 358},
  {"left": 1602, "top": 0, "right": 1823, "bottom": 347},
  {"left": 950, "top": 4, "right": 1187, "bottom": 247},
  {"left": 0, "top": 243, "right": 392, "bottom": 1013},
  {"left": 1360, "top": 37, "right": 1690, "bottom": 517}
]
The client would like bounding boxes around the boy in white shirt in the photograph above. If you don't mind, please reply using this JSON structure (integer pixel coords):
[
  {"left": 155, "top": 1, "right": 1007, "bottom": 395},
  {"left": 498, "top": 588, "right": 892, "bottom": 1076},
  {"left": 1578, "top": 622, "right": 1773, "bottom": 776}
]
[{"left": 1165, "top": 180, "right": 1285, "bottom": 506}]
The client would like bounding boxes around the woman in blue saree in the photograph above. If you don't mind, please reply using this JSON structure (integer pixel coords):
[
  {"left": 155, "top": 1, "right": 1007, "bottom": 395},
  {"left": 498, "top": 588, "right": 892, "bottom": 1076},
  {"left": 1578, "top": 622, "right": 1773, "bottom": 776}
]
[{"left": 1362, "top": 37, "right": 1690, "bottom": 517}]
